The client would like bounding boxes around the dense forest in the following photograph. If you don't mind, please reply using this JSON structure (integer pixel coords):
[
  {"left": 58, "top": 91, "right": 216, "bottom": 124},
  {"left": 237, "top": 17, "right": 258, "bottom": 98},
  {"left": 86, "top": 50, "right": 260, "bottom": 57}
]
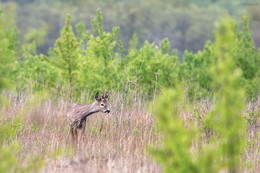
[{"left": 0, "top": 0, "right": 260, "bottom": 172}]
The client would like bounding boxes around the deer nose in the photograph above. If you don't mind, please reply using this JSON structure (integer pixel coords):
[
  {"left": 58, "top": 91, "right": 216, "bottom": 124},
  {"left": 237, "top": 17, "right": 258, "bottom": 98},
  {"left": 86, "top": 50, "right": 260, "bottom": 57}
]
[{"left": 105, "top": 109, "right": 110, "bottom": 114}]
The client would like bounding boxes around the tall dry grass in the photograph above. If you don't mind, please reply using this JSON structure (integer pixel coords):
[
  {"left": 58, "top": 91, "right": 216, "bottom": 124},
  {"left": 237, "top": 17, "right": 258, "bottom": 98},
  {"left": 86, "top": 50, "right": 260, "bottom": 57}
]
[
  {"left": 0, "top": 90, "right": 259, "bottom": 172},
  {"left": 0, "top": 90, "right": 160, "bottom": 173}
]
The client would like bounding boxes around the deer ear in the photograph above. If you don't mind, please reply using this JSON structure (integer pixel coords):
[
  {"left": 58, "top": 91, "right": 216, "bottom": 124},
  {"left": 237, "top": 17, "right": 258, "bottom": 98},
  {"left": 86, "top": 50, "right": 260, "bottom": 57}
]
[{"left": 95, "top": 92, "right": 101, "bottom": 101}]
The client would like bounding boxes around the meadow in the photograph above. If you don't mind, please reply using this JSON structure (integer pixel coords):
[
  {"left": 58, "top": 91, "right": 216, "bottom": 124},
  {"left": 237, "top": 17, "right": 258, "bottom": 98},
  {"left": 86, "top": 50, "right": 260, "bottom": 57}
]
[
  {"left": 1, "top": 89, "right": 259, "bottom": 172},
  {"left": 1, "top": 3, "right": 260, "bottom": 173}
]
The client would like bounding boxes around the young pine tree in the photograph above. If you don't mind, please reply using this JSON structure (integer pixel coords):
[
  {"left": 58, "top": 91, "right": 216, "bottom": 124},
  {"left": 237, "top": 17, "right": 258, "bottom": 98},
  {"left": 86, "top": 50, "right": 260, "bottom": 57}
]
[
  {"left": 181, "top": 16, "right": 260, "bottom": 100},
  {"left": 78, "top": 8, "right": 121, "bottom": 92},
  {"left": 42, "top": 14, "right": 80, "bottom": 97},
  {"left": 0, "top": 6, "right": 18, "bottom": 90},
  {"left": 206, "top": 15, "right": 246, "bottom": 173},
  {"left": 149, "top": 15, "right": 246, "bottom": 173}
]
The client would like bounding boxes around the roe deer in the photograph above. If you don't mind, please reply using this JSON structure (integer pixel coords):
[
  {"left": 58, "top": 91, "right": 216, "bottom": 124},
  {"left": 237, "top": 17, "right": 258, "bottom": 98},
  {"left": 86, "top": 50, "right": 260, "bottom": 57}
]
[{"left": 67, "top": 91, "right": 110, "bottom": 148}]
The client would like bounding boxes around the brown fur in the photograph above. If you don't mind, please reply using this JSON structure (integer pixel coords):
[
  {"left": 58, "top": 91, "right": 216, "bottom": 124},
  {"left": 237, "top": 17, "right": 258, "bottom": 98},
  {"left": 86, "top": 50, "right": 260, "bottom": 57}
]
[{"left": 67, "top": 91, "right": 110, "bottom": 149}]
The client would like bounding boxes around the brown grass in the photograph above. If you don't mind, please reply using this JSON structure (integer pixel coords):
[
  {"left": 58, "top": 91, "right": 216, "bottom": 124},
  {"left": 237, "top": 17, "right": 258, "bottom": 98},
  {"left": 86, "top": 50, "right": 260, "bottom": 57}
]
[
  {"left": 1, "top": 91, "right": 161, "bottom": 173},
  {"left": 0, "top": 91, "right": 259, "bottom": 173}
]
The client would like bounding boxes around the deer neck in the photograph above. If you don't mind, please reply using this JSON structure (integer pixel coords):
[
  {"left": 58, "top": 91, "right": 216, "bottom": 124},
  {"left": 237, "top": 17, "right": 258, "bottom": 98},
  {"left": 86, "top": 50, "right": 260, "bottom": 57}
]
[{"left": 81, "top": 102, "right": 99, "bottom": 119}]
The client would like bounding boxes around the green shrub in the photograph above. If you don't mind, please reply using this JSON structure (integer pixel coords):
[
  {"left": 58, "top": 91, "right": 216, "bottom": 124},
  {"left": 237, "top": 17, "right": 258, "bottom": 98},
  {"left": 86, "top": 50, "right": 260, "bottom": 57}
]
[
  {"left": 181, "top": 16, "right": 260, "bottom": 100},
  {"left": 149, "top": 15, "right": 246, "bottom": 173},
  {"left": 0, "top": 5, "right": 18, "bottom": 90}
]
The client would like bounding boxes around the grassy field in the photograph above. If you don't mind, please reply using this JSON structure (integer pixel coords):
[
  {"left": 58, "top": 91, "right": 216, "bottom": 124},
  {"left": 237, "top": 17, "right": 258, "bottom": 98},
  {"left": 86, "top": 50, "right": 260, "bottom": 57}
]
[{"left": 1, "top": 90, "right": 259, "bottom": 172}]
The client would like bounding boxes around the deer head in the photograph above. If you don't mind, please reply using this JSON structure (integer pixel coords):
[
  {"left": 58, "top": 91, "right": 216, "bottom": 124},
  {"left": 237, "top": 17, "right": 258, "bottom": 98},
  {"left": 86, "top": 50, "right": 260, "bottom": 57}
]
[{"left": 95, "top": 90, "right": 110, "bottom": 114}]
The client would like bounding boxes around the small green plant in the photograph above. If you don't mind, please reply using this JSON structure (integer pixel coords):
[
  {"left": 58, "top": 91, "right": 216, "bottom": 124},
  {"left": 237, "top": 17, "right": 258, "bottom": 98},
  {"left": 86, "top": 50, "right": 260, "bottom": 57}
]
[
  {"left": 244, "top": 111, "right": 257, "bottom": 124},
  {"left": 133, "top": 128, "right": 140, "bottom": 134},
  {"left": 193, "top": 107, "right": 201, "bottom": 120},
  {"left": 91, "top": 127, "right": 98, "bottom": 134},
  {"left": 31, "top": 120, "right": 39, "bottom": 133}
]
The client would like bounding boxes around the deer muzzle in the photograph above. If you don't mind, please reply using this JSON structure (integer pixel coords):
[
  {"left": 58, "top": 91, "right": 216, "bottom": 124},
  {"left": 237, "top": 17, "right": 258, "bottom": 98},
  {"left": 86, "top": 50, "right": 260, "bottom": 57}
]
[{"left": 105, "top": 109, "right": 110, "bottom": 114}]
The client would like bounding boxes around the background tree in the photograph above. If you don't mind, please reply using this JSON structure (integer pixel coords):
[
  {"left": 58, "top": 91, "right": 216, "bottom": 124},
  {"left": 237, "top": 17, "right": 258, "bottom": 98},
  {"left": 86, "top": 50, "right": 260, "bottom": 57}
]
[
  {"left": 42, "top": 14, "right": 80, "bottom": 98},
  {"left": 4, "top": 0, "right": 258, "bottom": 59},
  {"left": 0, "top": 4, "right": 18, "bottom": 90},
  {"left": 78, "top": 9, "right": 122, "bottom": 93}
]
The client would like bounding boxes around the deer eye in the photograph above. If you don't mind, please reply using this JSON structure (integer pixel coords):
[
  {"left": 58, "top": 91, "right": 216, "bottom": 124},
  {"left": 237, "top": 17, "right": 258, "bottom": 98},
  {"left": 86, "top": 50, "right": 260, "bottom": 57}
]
[{"left": 100, "top": 103, "right": 104, "bottom": 107}]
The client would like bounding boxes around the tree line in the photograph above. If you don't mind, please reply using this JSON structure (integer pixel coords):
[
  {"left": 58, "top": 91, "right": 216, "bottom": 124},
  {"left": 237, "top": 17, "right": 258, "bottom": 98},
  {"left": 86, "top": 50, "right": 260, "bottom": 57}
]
[
  {"left": 0, "top": 8, "right": 259, "bottom": 101},
  {"left": 2, "top": 0, "right": 259, "bottom": 58}
]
